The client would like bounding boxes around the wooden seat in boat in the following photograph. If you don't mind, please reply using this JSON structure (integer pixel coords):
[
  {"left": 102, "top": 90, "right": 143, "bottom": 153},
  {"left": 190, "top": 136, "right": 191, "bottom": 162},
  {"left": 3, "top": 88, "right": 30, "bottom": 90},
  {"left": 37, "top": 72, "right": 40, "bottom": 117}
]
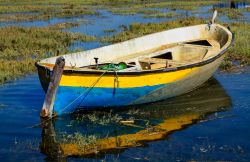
[{"left": 138, "top": 58, "right": 191, "bottom": 70}]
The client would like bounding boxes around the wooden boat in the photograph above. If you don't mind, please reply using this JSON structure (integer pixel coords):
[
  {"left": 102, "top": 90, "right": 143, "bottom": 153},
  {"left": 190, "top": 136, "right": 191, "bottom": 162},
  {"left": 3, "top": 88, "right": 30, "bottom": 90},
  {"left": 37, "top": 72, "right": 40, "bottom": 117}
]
[{"left": 36, "top": 13, "right": 233, "bottom": 117}]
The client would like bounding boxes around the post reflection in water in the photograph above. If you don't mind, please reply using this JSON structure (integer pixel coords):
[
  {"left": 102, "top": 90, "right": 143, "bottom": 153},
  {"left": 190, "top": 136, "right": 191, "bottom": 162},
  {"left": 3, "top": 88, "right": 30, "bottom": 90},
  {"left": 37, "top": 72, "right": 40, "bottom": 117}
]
[{"left": 40, "top": 78, "right": 231, "bottom": 159}]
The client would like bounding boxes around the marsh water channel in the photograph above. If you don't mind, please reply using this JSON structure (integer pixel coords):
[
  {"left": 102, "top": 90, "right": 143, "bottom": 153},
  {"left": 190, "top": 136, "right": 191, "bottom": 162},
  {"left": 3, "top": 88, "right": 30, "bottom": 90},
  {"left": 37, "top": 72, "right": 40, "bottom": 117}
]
[{"left": 0, "top": 2, "right": 250, "bottom": 161}]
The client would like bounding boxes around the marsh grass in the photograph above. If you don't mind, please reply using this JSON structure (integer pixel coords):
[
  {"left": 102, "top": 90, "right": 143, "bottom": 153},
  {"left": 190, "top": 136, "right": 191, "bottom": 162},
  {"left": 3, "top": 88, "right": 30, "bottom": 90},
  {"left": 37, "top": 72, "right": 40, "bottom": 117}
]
[
  {"left": 106, "top": 0, "right": 221, "bottom": 12},
  {"left": 226, "top": 22, "right": 250, "bottom": 66},
  {"left": 0, "top": 59, "right": 34, "bottom": 84},
  {"left": 0, "top": 25, "right": 96, "bottom": 84},
  {"left": 144, "top": 12, "right": 181, "bottom": 18},
  {"left": 0, "top": 5, "right": 54, "bottom": 13},
  {"left": 0, "top": 4, "right": 98, "bottom": 22},
  {"left": 108, "top": 7, "right": 161, "bottom": 16},
  {"left": 108, "top": 7, "right": 140, "bottom": 15},
  {"left": 103, "top": 28, "right": 117, "bottom": 33},
  {"left": 241, "top": 7, "right": 250, "bottom": 12},
  {"left": 213, "top": 8, "right": 245, "bottom": 20},
  {"left": 48, "top": 22, "right": 81, "bottom": 30},
  {"left": 0, "top": 0, "right": 225, "bottom": 21},
  {"left": 106, "top": 0, "right": 221, "bottom": 16},
  {"left": 219, "top": 58, "right": 234, "bottom": 70}
]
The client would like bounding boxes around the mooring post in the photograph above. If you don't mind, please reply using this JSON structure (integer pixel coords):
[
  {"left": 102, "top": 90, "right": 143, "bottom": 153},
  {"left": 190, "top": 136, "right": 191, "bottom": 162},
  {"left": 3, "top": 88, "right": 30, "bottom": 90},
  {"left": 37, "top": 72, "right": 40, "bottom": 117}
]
[{"left": 40, "top": 56, "right": 65, "bottom": 118}]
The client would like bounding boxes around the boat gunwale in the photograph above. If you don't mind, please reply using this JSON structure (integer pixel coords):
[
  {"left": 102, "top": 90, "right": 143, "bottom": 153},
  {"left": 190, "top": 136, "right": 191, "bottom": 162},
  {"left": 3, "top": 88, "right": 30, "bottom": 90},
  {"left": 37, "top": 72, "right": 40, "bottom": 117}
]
[{"left": 35, "top": 25, "right": 234, "bottom": 76}]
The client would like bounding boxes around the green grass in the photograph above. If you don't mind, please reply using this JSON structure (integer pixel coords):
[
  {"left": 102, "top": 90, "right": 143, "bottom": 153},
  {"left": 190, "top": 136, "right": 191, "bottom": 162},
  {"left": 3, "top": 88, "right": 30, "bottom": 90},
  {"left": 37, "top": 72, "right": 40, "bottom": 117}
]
[
  {"left": 105, "top": 0, "right": 220, "bottom": 11},
  {"left": 0, "top": 0, "right": 230, "bottom": 21},
  {"left": 108, "top": 7, "right": 140, "bottom": 15},
  {"left": 0, "top": 4, "right": 98, "bottom": 22},
  {"left": 106, "top": 0, "right": 221, "bottom": 16},
  {"left": 48, "top": 22, "right": 81, "bottom": 30},
  {"left": 226, "top": 22, "right": 250, "bottom": 66},
  {"left": 0, "top": 24, "right": 96, "bottom": 84},
  {"left": 212, "top": 8, "right": 245, "bottom": 20},
  {"left": 1, "top": 0, "right": 248, "bottom": 22},
  {"left": 144, "top": 12, "right": 181, "bottom": 18},
  {"left": 141, "top": 0, "right": 220, "bottom": 11},
  {"left": 0, "top": 59, "right": 34, "bottom": 84},
  {"left": 108, "top": 8, "right": 162, "bottom": 16},
  {"left": 103, "top": 28, "right": 117, "bottom": 33}
]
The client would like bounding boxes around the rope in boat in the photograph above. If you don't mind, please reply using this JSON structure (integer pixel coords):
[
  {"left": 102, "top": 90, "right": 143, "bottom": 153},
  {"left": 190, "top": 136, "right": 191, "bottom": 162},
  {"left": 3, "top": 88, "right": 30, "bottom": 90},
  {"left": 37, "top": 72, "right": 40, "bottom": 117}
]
[
  {"left": 73, "top": 70, "right": 110, "bottom": 110},
  {"left": 59, "top": 64, "right": 122, "bottom": 113},
  {"left": 77, "top": 67, "right": 120, "bottom": 107},
  {"left": 114, "top": 69, "right": 119, "bottom": 88},
  {"left": 113, "top": 68, "right": 119, "bottom": 95},
  {"left": 58, "top": 70, "right": 108, "bottom": 114}
]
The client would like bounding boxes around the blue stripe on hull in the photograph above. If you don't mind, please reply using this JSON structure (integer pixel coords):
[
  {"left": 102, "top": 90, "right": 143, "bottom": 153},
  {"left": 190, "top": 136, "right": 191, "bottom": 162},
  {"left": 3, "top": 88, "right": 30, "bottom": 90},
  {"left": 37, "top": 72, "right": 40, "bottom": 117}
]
[{"left": 53, "top": 85, "right": 163, "bottom": 115}]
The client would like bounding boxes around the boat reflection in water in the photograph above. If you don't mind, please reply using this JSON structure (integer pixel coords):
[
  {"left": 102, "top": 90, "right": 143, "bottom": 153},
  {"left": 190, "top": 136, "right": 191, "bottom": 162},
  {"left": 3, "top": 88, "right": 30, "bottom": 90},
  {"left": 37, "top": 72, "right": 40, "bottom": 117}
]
[{"left": 40, "top": 78, "right": 231, "bottom": 159}]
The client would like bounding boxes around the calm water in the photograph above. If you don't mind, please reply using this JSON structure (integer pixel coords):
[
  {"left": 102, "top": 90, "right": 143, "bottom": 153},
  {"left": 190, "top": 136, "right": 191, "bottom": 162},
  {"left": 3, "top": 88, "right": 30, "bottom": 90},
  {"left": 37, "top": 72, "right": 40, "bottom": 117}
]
[
  {"left": 0, "top": 3, "right": 250, "bottom": 162},
  {"left": 0, "top": 68, "right": 250, "bottom": 161}
]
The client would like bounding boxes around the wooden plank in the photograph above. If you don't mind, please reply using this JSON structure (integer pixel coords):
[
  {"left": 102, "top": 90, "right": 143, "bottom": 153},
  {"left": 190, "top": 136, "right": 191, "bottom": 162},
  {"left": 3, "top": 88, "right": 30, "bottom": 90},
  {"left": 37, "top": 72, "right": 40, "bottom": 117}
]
[
  {"left": 113, "top": 43, "right": 177, "bottom": 62},
  {"left": 180, "top": 43, "right": 212, "bottom": 49},
  {"left": 40, "top": 57, "right": 65, "bottom": 118},
  {"left": 139, "top": 58, "right": 190, "bottom": 65}
]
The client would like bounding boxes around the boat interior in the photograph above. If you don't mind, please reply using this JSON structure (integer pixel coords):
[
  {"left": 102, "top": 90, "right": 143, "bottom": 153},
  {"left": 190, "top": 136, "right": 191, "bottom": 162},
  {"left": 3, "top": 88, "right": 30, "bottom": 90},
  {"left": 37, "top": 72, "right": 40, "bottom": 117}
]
[
  {"left": 38, "top": 24, "right": 232, "bottom": 72},
  {"left": 40, "top": 39, "right": 221, "bottom": 72},
  {"left": 101, "top": 39, "right": 221, "bottom": 71}
]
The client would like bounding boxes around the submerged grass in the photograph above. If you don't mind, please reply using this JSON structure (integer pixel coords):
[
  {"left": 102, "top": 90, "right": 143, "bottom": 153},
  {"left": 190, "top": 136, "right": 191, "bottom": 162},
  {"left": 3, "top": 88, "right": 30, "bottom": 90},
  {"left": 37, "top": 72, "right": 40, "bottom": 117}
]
[
  {"left": 61, "top": 132, "right": 97, "bottom": 151},
  {"left": 76, "top": 111, "right": 123, "bottom": 125},
  {"left": 0, "top": 24, "right": 96, "bottom": 84}
]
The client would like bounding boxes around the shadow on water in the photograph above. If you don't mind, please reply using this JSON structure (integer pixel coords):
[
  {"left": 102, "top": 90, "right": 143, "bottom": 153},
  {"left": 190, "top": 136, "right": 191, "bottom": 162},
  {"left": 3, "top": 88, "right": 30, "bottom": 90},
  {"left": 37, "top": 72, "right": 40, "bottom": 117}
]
[{"left": 40, "top": 78, "right": 231, "bottom": 160}]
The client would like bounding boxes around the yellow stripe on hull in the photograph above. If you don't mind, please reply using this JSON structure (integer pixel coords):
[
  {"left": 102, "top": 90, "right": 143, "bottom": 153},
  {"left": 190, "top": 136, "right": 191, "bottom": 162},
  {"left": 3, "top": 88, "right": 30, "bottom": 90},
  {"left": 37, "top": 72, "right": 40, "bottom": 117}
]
[{"left": 59, "top": 67, "right": 199, "bottom": 88}]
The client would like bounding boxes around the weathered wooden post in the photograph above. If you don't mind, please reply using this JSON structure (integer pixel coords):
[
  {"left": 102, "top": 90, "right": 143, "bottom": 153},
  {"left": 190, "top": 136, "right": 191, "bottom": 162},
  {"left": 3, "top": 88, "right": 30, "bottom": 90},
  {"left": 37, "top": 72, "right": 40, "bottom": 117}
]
[{"left": 40, "top": 56, "right": 65, "bottom": 118}]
